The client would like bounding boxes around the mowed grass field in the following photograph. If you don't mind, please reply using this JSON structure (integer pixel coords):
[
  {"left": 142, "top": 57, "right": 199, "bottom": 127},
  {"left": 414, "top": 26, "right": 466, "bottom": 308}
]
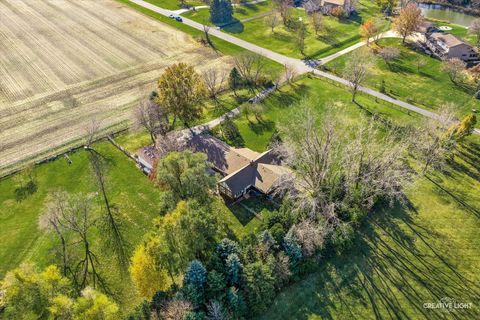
[
  {"left": 326, "top": 38, "right": 479, "bottom": 116},
  {"left": 0, "top": 0, "right": 231, "bottom": 175}
]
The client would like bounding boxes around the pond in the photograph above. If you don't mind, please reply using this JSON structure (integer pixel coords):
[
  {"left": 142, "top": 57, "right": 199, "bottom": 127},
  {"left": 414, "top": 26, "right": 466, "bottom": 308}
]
[{"left": 419, "top": 3, "right": 478, "bottom": 27}]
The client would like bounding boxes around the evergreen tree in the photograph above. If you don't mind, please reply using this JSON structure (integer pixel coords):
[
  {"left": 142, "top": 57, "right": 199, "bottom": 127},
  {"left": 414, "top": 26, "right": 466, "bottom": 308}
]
[
  {"left": 183, "top": 260, "right": 207, "bottom": 308},
  {"left": 228, "top": 67, "right": 243, "bottom": 96},
  {"left": 210, "top": 0, "right": 234, "bottom": 25},
  {"left": 243, "top": 262, "right": 276, "bottom": 314},
  {"left": 206, "top": 270, "right": 227, "bottom": 300},
  {"left": 226, "top": 287, "right": 247, "bottom": 319},
  {"left": 216, "top": 238, "right": 240, "bottom": 260},
  {"left": 225, "top": 254, "right": 243, "bottom": 286}
]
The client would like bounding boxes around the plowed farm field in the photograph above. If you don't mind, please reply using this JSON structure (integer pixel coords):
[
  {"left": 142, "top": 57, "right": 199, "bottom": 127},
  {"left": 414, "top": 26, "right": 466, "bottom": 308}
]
[{"left": 0, "top": 0, "right": 230, "bottom": 175}]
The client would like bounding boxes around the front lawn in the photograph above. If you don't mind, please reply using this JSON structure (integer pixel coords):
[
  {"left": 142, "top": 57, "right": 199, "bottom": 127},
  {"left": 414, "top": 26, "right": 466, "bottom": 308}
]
[
  {"left": 217, "top": 75, "right": 424, "bottom": 152},
  {"left": 326, "top": 38, "right": 479, "bottom": 116},
  {"left": 145, "top": 0, "right": 205, "bottom": 10},
  {"left": 192, "top": 0, "right": 390, "bottom": 59}
]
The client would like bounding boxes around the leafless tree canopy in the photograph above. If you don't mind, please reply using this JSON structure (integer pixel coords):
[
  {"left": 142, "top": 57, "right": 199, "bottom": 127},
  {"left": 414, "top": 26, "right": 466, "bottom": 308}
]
[
  {"left": 162, "top": 300, "right": 193, "bottom": 320},
  {"left": 441, "top": 58, "right": 466, "bottom": 84},
  {"left": 233, "top": 52, "right": 266, "bottom": 89},
  {"left": 342, "top": 49, "right": 372, "bottom": 101},
  {"left": 133, "top": 99, "right": 171, "bottom": 146},
  {"left": 275, "top": 100, "right": 412, "bottom": 221},
  {"left": 265, "top": 13, "right": 280, "bottom": 33},
  {"left": 412, "top": 104, "right": 457, "bottom": 174},
  {"left": 378, "top": 47, "right": 400, "bottom": 64},
  {"left": 202, "top": 68, "right": 227, "bottom": 101}
]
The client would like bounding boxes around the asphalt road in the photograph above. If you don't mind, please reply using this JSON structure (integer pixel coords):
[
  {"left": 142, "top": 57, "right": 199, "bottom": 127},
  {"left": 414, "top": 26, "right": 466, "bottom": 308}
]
[{"left": 128, "top": 0, "right": 479, "bottom": 135}]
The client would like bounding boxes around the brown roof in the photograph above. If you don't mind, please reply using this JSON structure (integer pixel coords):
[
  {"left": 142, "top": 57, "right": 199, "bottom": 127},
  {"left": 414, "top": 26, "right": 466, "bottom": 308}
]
[
  {"left": 187, "top": 134, "right": 259, "bottom": 175},
  {"left": 430, "top": 32, "right": 466, "bottom": 48},
  {"left": 219, "top": 148, "right": 291, "bottom": 196}
]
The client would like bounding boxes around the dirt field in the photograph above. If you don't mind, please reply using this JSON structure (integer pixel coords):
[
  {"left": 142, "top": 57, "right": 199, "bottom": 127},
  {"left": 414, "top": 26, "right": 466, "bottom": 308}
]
[{"left": 0, "top": 0, "right": 230, "bottom": 174}]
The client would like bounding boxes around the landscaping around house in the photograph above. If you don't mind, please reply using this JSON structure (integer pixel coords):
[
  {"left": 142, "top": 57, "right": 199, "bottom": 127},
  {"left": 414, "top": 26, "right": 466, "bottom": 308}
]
[{"left": 326, "top": 38, "right": 479, "bottom": 116}]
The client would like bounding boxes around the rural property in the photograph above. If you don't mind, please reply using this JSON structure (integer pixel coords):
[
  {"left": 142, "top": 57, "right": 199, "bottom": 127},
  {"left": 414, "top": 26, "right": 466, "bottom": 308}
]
[{"left": 0, "top": 0, "right": 229, "bottom": 174}]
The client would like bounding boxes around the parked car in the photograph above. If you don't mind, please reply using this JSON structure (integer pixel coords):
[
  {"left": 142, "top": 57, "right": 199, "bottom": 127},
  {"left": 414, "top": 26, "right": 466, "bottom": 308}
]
[
  {"left": 175, "top": 16, "right": 183, "bottom": 22},
  {"left": 168, "top": 14, "right": 175, "bottom": 19}
]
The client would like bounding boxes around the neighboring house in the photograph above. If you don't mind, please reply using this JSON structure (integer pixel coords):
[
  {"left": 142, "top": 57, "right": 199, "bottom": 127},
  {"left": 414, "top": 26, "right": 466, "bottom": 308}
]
[
  {"left": 303, "top": 0, "right": 354, "bottom": 15},
  {"left": 426, "top": 32, "right": 479, "bottom": 63},
  {"left": 187, "top": 134, "right": 291, "bottom": 200}
]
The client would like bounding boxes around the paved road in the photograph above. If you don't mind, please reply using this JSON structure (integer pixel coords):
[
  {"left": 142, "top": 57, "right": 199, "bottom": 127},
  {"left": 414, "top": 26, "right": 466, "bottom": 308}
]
[{"left": 128, "top": 0, "right": 480, "bottom": 135}]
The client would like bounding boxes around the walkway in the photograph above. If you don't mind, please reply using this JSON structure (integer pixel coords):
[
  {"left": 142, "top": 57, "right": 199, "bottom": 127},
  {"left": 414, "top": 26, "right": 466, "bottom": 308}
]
[{"left": 127, "top": 0, "right": 479, "bottom": 135}]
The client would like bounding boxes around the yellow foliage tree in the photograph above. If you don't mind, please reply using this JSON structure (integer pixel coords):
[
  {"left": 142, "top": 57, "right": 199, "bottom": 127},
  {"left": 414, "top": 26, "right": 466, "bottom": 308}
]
[{"left": 129, "top": 244, "right": 172, "bottom": 298}]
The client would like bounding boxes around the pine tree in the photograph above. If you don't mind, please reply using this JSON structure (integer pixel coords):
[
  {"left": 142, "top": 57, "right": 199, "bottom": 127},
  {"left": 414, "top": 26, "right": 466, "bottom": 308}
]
[
  {"left": 210, "top": 0, "right": 234, "bottom": 25},
  {"left": 228, "top": 67, "right": 242, "bottom": 96},
  {"left": 183, "top": 260, "right": 207, "bottom": 308},
  {"left": 225, "top": 254, "right": 243, "bottom": 286}
]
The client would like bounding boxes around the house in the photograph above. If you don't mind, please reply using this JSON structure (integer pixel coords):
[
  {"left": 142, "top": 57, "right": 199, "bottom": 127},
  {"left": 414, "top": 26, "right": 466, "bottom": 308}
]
[
  {"left": 187, "top": 134, "right": 291, "bottom": 200},
  {"left": 137, "top": 133, "right": 291, "bottom": 200},
  {"left": 303, "top": 0, "right": 354, "bottom": 16},
  {"left": 426, "top": 32, "right": 479, "bottom": 63}
]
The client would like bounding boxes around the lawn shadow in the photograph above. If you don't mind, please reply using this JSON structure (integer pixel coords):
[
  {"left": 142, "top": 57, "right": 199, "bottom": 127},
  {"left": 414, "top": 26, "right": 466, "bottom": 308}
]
[
  {"left": 221, "top": 19, "right": 244, "bottom": 33},
  {"left": 269, "top": 196, "right": 480, "bottom": 319}
]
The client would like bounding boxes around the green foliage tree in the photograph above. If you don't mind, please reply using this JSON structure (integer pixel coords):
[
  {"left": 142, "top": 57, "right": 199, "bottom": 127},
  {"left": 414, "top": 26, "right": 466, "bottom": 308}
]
[
  {"left": 183, "top": 260, "right": 207, "bottom": 308},
  {"left": 155, "top": 151, "right": 217, "bottom": 203},
  {"left": 228, "top": 67, "right": 243, "bottom": 96},
  {"left": 73, "top": 287, "right": 119, "bottom": 319},
  {"left": 226, "top": 287, "right": 247, "bottom": 319},
  {"left": 216, "top": 238, "right": 240, "bottom": 260},
  {"left": 243, "top": 261, "right": 276, "bottom": 314},
  {"left": 210, "top": 0, "right": 233, "bottom": 25},
  {"left": 225, "top": 254, "right": 243, "bottom": 286},
  {"left": 156, "top": 63, "right": 207, "bottom": 127},
  {"left": 206, "top": 270, "right": 227, "bottom": 300}
]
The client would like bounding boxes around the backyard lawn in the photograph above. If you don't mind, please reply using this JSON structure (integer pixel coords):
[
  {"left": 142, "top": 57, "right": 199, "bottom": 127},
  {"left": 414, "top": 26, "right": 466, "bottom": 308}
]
[
  {"left": 184, "top": 0, "right": 390, "bottom": 58},
  {"left": 326, "top": 38, "right": 479, "bottom": 116},
  {"left": 215, "top": 75, "right": 424, "bottom": 152},
  {"left": 259, "top": 136, "right": 480, "bottom": 319},
  {"left": 0, "top": 135, "right": 261, "bottom": 316}
]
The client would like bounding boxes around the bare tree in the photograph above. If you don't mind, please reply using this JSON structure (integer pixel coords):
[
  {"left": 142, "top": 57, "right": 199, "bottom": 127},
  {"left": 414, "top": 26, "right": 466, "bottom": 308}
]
[
  {"left": 378, "top": 46, "right": 400, "bottom": 69},
  {"left": 265, "top": 13, "right": 280, "bottom": 34},
  {"left": 133, "top": 98, "right": 170, "bottom": 146},
  {"left": 162, "top": 300, "right": 193, "bottom": 320},
  {"left": 203, "top": 68, "right": 227, "bottom": 103},
  {"left": 203, "top": 22, "right": 214, "bottom": 48},
  {"left": 311, "top": 11, "right": 323, "bottom": 36},
  {"left": 273, "top": 0, "right": 292, "bottom": 25},
  {"left": 206, "top": 300, "right": 227, "bottom": 320},
  {"left": 275, "top": 102, "right": 345, "bottom": 218},
  {"left": 84, "top": 120, "right": 129, "bottom": 272},
  {"left": 233, "top": 52, "right": 266, "bottom": 91},
  {"left": 286, "top": 219, "right": 328, "bottom": 257},
  {"left": 441, "top": 58, "right": 466, "bottom": 84},
  {"left": 342, "top": 49, "right": 372, "bottom": 101},
  {"left": 295, "top": 21, "right": 307, "bottom": 56},
  {"left": 393, "top": 3, "right": 422, "bottom": 43},
  {"left": 412, "top": 105, "right": 457, "bottom": 174},
  {"left": 343, "top": 120, "right": 412, "bottom": 209},
  {"left": 41, "top": 191, "right": 107, "bottom": 291},
  {"left": 284, "top": 63, "right": 298, "bottom": 84}
]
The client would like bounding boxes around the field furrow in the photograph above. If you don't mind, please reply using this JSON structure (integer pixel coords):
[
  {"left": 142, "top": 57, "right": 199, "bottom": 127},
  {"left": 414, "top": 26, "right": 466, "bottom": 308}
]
[{"left": 0, "top": 0, "right": 231, "bottom": 175}]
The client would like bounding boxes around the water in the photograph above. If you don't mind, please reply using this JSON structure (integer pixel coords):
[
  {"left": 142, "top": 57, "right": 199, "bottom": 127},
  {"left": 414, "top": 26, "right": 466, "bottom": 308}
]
[{"left": 419, "top": 3, "right": 478, "bottom": 27}]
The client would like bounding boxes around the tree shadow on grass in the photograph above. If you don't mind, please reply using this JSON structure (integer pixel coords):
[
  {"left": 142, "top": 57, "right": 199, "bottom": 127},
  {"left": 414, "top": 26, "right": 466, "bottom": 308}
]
[
  {"left": 221, "top": 19, "right": 244, "bottom": 33},
  {"left": 268, "top": 190, "right": 480, "bottom": 319}
]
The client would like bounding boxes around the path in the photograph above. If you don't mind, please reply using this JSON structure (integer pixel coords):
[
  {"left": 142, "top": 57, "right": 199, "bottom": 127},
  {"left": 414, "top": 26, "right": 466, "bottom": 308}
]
[{"left": 127, "top": 0, "right": 480, "bottom": 135}]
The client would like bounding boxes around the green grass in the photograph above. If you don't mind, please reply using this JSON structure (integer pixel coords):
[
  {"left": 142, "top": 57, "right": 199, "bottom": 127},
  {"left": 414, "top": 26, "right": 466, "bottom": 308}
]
[
  {"left": 183, "top": 1, "right": 273, "bottom": 24},
  {"left": 183, "top": 0, "right": 389, "bottom": 58},
  {"left": 219, "top": 75, "right": 424, "bottom": 152},
  {"left": 0, "top": 141, "right": 164, "bottom": 315},
  {"left": 227, "top": 195, "right": 277, "bottom": 235},
  {"left": 258, "top": 136, "right": 480, "bottom": 319},
  {"left": 145, "top": 0, "right": 205, "bottom": 10},
  {"left": 0, "top": 133, "right": 263, "bottom": 314},
  {"left": 326, "top": 38, "right": 479, "bottom": 116}
]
